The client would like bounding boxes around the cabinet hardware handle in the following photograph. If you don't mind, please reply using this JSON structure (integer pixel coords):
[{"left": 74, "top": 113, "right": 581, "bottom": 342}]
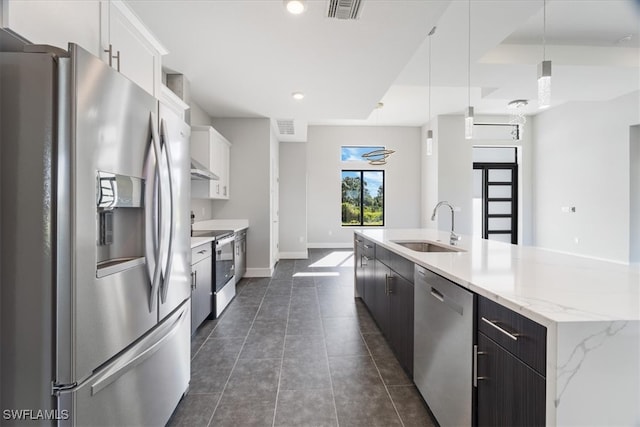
[
  {"left": 384, "top": 274, "right": 389, "bottom": 295},
  {"left": 481, "top": 317, "right": 519, "bottom": 341},
  {"left": 355, "top": 238, "right": 362, "bottom": 243},
  {"left": 417, "top": 269, "right": 426, "bottom": 276},
  {"left": 473, "top": 345, "right": 488, "bottom": 387},
  {"left": 364, "top": 244, "right": 373, "bottom": 249},
  {"left": 104, "top": 44, "right": 113, "bottom": 67},
  {"left": 362, "top": 255, "right": 369, "bottom": 266},
  {"left": 198, "top": 249, "right": 207, "bottom": 254},
  {"left": 114, "top": 50, "right": 121, "bottom": 72},
  {"left": 388, "top": 275, "right": 393, "bottom": 294}
]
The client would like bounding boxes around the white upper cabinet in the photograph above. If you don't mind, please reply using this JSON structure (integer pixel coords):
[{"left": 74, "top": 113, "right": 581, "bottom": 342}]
[
  {"left": 191, "top": 126, "right": 232, "bottom": 200},
  {"left": 100, "top": 1, "right": 167, "bottom": 96},
  {"left": 0, "top": 0, "right": 166, "bottom": 97}
]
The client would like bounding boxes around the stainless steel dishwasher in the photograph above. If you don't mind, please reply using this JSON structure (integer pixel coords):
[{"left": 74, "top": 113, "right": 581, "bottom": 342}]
[{"left": 414, "top": 265, "right": 474, "bottom": 427}]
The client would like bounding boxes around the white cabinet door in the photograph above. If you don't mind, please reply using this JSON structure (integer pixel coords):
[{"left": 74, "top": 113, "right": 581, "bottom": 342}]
[
  {"left": 1, "top": 0, "right": 102, "bottom": 56},
  {"left": 190, "top": 126, "right": 231, "bottom": 200},
  {"left": 101, "top": 1, "right": 167, "bottom": 96}
]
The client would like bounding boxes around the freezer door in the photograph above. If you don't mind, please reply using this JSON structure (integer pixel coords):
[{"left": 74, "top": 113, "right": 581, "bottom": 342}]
[
  {"left": 158, "top": 104, "right": 192, "bottom": 320},
  {"left": 60, "top": 302, "right": 190, "bottom": 427},
  {"left": 70, "top": 44, "right": 160, "bottom": 382}
]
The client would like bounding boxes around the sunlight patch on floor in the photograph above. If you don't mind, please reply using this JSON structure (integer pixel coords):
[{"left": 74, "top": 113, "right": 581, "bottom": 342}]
[
  {"left": 292, "top": 271, "right": 340, "bottom": 277},
  {"left": 309, "top": 251, "right": 354, "bottom": 268}
]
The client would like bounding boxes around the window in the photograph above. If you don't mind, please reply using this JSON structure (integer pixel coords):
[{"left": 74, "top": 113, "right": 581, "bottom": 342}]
[
  {"left": 341, "top": 170, "right": 384, "bottom": 226},
  {"left": 341, "top": 146, "right": 385, "bottom": 162}
]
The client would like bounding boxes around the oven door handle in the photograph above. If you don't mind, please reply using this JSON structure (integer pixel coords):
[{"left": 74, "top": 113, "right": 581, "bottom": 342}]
[{"left": 216, "top": 236, "right": 235, "bottom": 247}]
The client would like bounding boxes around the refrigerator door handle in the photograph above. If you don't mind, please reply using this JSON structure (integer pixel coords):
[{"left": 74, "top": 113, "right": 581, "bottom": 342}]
[
  {"left": 89, "top": 303, "right": 188, "bottom": 396},
  {"left": 160, "top": 118, "right": 175, "bottom": 303},
  {"left": 146, "top": 112, "right": 164, "bottom": 312}
]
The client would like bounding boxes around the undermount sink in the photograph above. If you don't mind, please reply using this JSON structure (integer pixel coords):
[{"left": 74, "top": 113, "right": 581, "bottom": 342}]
[{"left": 392, "top": 240, "right": 465, "bottom": 253}]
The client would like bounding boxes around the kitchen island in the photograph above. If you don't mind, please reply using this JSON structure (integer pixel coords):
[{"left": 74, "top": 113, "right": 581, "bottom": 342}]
[{"left": 355, "top": 228, "right": 640, "bottom": 426}]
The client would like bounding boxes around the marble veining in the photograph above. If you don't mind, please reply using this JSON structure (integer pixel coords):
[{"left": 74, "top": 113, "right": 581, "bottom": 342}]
[{"left": 554, "top": 321, "right": 628, "bottom": 408}]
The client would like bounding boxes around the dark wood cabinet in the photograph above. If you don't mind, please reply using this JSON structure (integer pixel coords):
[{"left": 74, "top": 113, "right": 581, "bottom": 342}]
[
  {"left": 387, "top": 272, "right": 414, "bottom": 376},
  {"left": 367, "top": 253, "right": 414, "bottom": 376},
  {"left": 476, "top": 333, "right": 545, "bottom": 427},
  {"left": 476, "top": 295, "right": 546, "bottom": 426}
]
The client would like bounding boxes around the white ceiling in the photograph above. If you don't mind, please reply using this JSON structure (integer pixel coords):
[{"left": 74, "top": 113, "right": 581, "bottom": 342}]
[{"left": 129, "top": 0, "right": 640, "bottom": 140}]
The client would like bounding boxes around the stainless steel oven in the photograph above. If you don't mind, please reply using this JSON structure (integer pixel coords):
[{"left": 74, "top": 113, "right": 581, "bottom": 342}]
[{"left": 214, "top": 232, "right": 235, "bottom": 317}]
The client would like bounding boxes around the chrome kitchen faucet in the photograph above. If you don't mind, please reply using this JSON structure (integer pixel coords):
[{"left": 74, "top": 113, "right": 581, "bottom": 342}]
[{"left": 431, "top": 201, "right": 461, "bottom": 245}]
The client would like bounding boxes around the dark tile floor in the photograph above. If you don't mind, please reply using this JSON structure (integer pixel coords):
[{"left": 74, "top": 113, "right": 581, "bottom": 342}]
[{"left": 168, "top": 249, "right": 436, "bottom": 427}]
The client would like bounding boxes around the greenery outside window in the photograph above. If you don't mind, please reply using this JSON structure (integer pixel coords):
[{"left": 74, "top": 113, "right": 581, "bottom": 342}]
[{"left": 341, "top": 170, "right": 384, "bottom": 226}]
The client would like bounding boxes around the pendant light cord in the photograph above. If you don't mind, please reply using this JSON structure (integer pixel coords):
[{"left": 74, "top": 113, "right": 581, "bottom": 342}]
[
  {"left": 542, "top": 0, "right": 546, "bottom": 60},
  {"left": 468, "top": 0, "right": 471, "bottom": 106},
  {"left": 428, "top": 30, "right": 432, "bottom": 122}
]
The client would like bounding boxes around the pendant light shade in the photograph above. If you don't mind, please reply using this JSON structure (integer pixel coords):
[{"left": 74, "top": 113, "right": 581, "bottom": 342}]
[
  {"left": 538, "top": 60, "right": 551, "bottom": 109},
  {"left": 538, "top": 0, "right": 551, "bottom": 109},
  {"left": 426, "top": 26, "right": 436, "bottom": 156},
  {"left": 464, "top": 106, "right": 474, "bottom": 140},
  {"left": 465, "top": 0, "right": 473, "bottom": 140}
]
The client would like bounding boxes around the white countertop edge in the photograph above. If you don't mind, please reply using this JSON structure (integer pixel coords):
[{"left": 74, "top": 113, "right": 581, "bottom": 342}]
[
  {"left": 355, "top": 228, "right": 640, "bottom": 326},
  {"left": 193, "top": 219, "right": 249, "bottom": 233}
]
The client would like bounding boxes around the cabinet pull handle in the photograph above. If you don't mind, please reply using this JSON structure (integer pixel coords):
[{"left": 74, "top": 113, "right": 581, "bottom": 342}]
[
  {"left": 355, "top": 238, "right": 362, "bottom": 243},
  {"left": 104, "top": 44, "right": 113, "bottom": 67},
  {"left": 481, "top": 317, "right": 519, "bottom": 341},
  {"left": 473, "top": 345, "right": 488, "bottom": 387},
  {"left": 114, "top": 50, "right": 121, "bottom": 72},
  {"left": 417, "top": 269, "right": 426, "bottom": 276},
  {"left": 198, "top": 249, "right": 207, "bottom": 254},
  {"left": 387, "top": 275, "right": 393, "bottom": 294},
  {"left": 362, "top": 255, "right": 369, "bottom": 266},
  {"left": 364, "top": 244, "right": 373, "bottom": 249}
]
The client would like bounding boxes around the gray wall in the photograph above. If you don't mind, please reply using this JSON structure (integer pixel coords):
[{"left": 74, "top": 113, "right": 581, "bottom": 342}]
[
  {"left": 189, "top": 101, "right": 214, "bottom": 220},
  {"left": 279, "top": 142, "right": 308, "bottom": 258},
  {"left": 532, "top": 91, "right": 640, "bottom": 263},
  {"left": 211, "top": 118, "right": 273, "bottom": 276},
  {"left": 306, "top": 126, "right": 422, "bottom": 247},
  {"left": 434, "top": 115, "right": 534, "bottom": 244},
  {"left": 631, "top": 125, "right": 640, "bottom": 263}
]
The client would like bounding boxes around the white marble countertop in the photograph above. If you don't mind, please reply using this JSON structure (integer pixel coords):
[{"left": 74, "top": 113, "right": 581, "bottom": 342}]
[
  {"left": 190, "top": 219, "right": 249, "bottom": 249},
  {"left": 355, "top": 228, "right": 640, "bottom": 326}
]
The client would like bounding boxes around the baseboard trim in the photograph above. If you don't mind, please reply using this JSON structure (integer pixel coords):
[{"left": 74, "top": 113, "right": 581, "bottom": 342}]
[
  {"left": 244, "top": 267, "right": 274, "bottom": 278},
  {"left": 307, "top": 242, "right": 353, "bottom": 249},
  {"left": 279, "top": 251, "right": 308, "bottom": 259}
]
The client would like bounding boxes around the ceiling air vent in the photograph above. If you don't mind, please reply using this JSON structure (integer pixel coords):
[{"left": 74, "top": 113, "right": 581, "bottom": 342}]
[
  {"left": 327, "top": 0, "right": 363, "bottom": 20},
  {"left": 277, "top": 119, "right": 295, "bottom": 135}
]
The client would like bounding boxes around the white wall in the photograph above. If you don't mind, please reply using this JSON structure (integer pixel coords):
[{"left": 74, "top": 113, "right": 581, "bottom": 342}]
[
  {"left": 532, "top": 91, "right": 640, "bottom": 263},
  {"left": 269, "top": 127, "right": 279, "bottom": 267},
  {"left": 421, "top": 120, "right": 439, "bottom": 229},
  {"left": 188, "top": 100, "right": 215, "bottom": 220},
  {"left": 211, "top": 118, "right": 273, "bottom": 276},
  {"left": 435, "top": 115, "right": 534, "bottom": 244},
  {"left": 279, "top": 142, "right": 308, "bottom": 258},
  {"left": 631, "top": 125, "right": 640, "bottom": 264},
  {"left": 306, "top": 126, "right": 422, "bottom": 247}
]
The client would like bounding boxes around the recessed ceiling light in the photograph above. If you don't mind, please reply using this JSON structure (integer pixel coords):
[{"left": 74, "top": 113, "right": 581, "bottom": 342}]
[
  {"left": 284, "top": 0, "right": 306, "bottom": 15},
  {"left": 292, "top": 91, "right": 305, "bottom": 100}
]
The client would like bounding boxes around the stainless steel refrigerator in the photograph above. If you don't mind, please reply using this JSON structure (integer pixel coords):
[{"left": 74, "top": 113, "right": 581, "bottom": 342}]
[{"left": 1, "top": 32, "right": 191, "bottom": 426}]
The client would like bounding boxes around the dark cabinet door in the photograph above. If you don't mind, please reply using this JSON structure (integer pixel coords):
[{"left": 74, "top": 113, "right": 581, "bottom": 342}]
[
  {"left": 477, "top": 333, "right": 545, "bottom": 427},
  {"left": 372, "top": 259, "right": 391, "bottom": 336},
  {"left": 387, "top": 273, "right": 414, "bottom": 376}
]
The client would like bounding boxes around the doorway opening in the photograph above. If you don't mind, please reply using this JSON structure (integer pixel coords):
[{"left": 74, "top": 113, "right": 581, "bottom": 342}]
[{"left": 473, "top": 147, "right": 518, "bottom": 244}]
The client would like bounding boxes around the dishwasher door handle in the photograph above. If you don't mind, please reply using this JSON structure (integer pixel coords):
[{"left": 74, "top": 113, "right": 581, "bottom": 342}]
[{"left": 430, "top": 287, "right": 464, "bottom": 315}]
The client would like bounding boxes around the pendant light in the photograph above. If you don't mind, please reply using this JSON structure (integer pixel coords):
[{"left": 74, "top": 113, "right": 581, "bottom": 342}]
[
  {"left": 538, "top": 0, "right": 551, "bottom": 109},
  {"left": 464, "top": 0, "right": 474, "bottom": 139},
  {"left": 426, "top": 26, "right": 436, "bottom": 155}
]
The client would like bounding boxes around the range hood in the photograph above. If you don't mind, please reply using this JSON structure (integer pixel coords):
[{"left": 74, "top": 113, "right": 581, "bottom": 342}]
[{"left": 190, "top": 158, "right": 219, "bottom": 180}]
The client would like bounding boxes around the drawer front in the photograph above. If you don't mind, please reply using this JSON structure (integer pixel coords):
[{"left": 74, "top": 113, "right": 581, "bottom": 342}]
[
  {"left": 478, "top": 296, "right": 546, "bottom": 376},
  {"left": 191, "top": 243, "right": 212, "bottom": 264},
  {"left": 362, "top": 238, "right": 375, "bottom": 258},
  {"left": 377, "top": 245, "right": 413, "bottom": 283}
]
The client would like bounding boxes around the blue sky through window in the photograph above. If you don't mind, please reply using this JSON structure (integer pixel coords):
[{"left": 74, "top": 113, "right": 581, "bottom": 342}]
[{"left": 341, "top": 146, "right": 384, "bottom": 162}]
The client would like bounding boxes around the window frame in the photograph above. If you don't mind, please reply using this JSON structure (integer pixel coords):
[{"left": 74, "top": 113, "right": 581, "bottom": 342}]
[{"left": 341, "top": 169, "right": 385, "bottom": 227}]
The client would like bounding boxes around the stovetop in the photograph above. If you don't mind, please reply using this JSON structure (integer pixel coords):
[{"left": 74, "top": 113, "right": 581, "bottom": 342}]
[{"left": 191, "top": 229, "right": 234, "bottom": 239}]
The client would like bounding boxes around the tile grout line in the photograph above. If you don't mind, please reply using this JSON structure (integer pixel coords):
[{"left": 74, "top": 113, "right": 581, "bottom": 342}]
[
  {"left": 316, "top": 276, "right": 341, "bottom": 427},
  {"left": 359, "top": 314, "right": 406, "bottom": 427},
  {"left": 205, "top": 277, "right": 272, "bottom": 427},
  {"left": 271, "top": 274, "right": 294, "bottom": 427}
]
